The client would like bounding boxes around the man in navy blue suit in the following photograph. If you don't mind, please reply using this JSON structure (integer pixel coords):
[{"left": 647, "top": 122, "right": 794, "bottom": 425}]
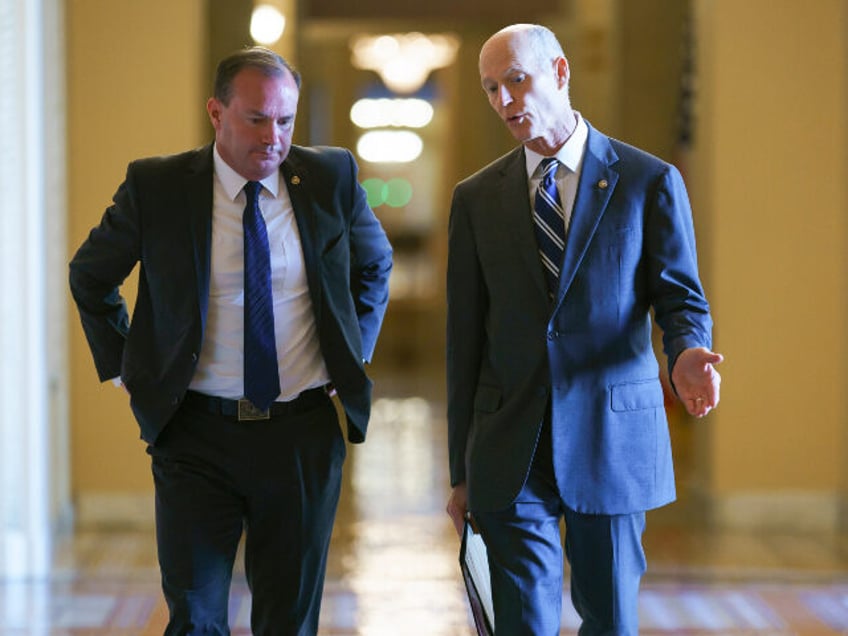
[
  {"left": 70, "top": 47, "right": 392, "bottom": 634},
  {"left": 446, "top": 24, "right": 722, "bottom": 635}
]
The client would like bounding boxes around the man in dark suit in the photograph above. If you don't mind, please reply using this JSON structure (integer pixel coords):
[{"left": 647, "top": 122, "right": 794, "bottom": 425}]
[
  {"left": 70, "top": 47, "right": 392, "bottom": 634},
  {"left": 445, "top": 24, "right": 722, "bottom": 635}
]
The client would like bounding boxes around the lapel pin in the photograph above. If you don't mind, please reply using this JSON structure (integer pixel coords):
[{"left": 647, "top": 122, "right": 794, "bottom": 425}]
[
  {"left": 597, "top": 179, "right": 608, "bottom": 189},
  {"left": 290, "top": 175, "right": 301, "bottom": 185}
]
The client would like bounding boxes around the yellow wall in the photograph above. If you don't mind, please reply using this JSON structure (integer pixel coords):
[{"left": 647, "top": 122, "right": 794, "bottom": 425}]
[
  {"left": 692, "top": 0, "right": 848, "bottom": 525},
  {"left": 67, "top": 0, "right": 207, "bottom": 513}
]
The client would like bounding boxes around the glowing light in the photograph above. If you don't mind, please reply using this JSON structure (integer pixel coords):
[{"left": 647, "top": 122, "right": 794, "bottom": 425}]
[
  {"left": 250, "top": 5, "right": 286, "bottom": 45},
  {"left": 384, "top": 178, "right": 413, "bottom": 207},
  {"left": 350, "top": 98, "right": 434, "bottom": 129},
  {"left": 361, "top": 178, "right": 414, "bottom": 208},
  {"left": 357, "top": 131, "right": 423, "bottom": 164},
  {"left": 362, "top": 178, "right": 385, "bottom": 207},
  {"left": 351, "top": 32, "right": 459, "bottom": 94}
]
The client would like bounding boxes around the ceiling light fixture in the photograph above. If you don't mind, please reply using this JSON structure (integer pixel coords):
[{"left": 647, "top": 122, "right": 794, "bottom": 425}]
[
  {"left": 250, "top": 4, "right": 286, "bottom": 45},
  {"left": 350, "top": 32, "right": 459, "bottom": 94}
]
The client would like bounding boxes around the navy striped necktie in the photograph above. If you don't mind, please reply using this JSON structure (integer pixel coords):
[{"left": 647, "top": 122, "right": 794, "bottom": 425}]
[
  {"left": 533, "top": 158, "right": 566, "bottom": 298},
  {"left": 243, "top": 180, "right": 280, "bottom": 410}
]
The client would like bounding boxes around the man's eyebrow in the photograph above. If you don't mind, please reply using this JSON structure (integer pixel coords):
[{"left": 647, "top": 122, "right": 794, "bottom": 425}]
[
  {"left": 248, "top": 109, "right": 295, "bottom": 120},
  {"left": 491, "top": 65, "right": 524, "bottom": 79},
  {"left": 482, "top": 65, "right": 522, "bottom": 84}
]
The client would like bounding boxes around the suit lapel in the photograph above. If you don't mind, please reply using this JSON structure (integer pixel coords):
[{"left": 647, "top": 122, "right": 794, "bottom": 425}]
[
  {"left": 554, "top": 125, "right": 619, "bottom": 306},
  {"left": 495, "top": 148, "right": 549, "bottom": 300},
  {"left": 280, "top": 152, "right": 323, "bottom": 322},
  {"left": 186, "top": 145, "right": 214, "bottom": 331}
]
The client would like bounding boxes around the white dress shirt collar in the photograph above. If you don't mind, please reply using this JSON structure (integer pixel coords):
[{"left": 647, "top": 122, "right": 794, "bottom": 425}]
[
  {"left": 524, "top": 111, "right": 589, "bottom": 179},
  {"left": 212, "top": 143, "right": 280, "bottom": 199}
]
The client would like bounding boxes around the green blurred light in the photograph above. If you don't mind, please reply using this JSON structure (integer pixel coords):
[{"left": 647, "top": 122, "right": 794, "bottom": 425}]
[
  {"left": 361, "top": 178, "right": 386, "bottom": 207},
  {"left": 361, "top": 177, "right": 413, "bottom": 208},
  {"left": 383, "top": 178, "right": 413, "bottom": 207}
]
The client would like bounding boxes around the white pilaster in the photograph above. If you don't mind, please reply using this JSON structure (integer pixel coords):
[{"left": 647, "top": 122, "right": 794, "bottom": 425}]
[{"left": 0, "top": 0, "right": 69, "bottom": 578}]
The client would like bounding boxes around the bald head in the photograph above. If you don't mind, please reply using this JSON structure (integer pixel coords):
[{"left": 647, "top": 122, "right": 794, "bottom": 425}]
[
  {"left": 478, "top": 23, "right": 574, "bottom": 155},
  {"left": 480, "top": 24, "right": 565, "bottom": 74}
]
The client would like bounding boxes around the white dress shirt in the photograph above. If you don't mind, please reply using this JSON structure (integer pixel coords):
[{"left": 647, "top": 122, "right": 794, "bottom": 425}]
[
  {"left": 524, "top": 112, "right": 589, "bottom": 234},
  {"left": 188, "top": 145, "right": 330, "bottom": 401}
]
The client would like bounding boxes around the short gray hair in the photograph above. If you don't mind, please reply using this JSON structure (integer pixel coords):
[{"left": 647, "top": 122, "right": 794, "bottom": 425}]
[{"left": 519, "top": 24, "right": 566, "bottom": 70}]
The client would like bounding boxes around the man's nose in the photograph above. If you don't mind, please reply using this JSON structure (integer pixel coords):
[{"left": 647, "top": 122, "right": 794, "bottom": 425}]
[
  {"left": 260, "top": 121, "right": 277, "bottom": 144},
  {"left": 497, "top": 85, "right": 513, "bottom": 107}
]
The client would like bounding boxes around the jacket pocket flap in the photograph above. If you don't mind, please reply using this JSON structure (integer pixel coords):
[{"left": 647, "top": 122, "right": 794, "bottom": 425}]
[{"left": 610, "top": 379, "right": 664, "bottom": 412}]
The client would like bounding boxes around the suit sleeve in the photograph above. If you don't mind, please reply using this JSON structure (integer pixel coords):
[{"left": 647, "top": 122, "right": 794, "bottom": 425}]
[
  {"left": 68, "top": 166, "right": 141, "bottom": 382},
  {"left": 646, "top": 164, "right": 713, "bottom": 373},
  {"left": 344, "top": 150, "right": 393, "bottom": 362},
  {"left": 446, "top": 185, "right": 487, "bottom": 487}
]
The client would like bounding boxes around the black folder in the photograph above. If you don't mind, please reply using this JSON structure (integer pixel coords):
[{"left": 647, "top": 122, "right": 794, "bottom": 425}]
[{"left": 460, "top": 521, "right": 494, "bottom": 635}]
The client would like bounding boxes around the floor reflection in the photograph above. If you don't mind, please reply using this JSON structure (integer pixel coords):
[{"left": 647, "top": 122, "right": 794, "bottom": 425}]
[
  {"left": 330, "top": 385, "right": 471, "bottom": 635},
  {"left": 1, "top": 364, "right": 847, "bottom": 633}
]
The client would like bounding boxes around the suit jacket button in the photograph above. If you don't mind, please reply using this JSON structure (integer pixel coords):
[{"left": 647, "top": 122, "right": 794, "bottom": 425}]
[{"left": 191, "top": 352, "right": 198, "bottom": 362}]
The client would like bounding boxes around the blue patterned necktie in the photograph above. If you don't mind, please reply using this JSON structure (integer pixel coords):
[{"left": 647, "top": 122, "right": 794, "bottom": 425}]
[
  {"left": 243, "top": 180, "right": 280, "bottom": 410},
  {"left": 533, "top": 158, "right": 566, "bottom": 299}
]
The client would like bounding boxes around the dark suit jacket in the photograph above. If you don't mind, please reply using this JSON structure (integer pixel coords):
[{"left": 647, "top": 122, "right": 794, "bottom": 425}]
[
  {"left": 447, "top": 122, "right": 712, "bottom": 515},
  {"left": 70, "top": 143, "right": 392, "bottom": 445}
]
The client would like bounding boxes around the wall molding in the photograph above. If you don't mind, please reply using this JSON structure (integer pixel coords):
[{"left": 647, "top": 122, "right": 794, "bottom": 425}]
[
  {"left": 696, "top": 490, "right": 843, "bottom": 532},
  {"left": 81, "top": 490, "right": 847, "bottom": 533}
]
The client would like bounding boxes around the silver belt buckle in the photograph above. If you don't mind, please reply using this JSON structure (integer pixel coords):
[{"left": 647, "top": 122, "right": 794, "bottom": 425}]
[{"left": 238, "top": 399, "right": 270, "bottom": 421}]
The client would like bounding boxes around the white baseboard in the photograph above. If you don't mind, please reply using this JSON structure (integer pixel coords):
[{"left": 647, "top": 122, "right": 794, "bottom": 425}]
[{"left": 76, "top": 492, "right": 155, "bottom": 529}]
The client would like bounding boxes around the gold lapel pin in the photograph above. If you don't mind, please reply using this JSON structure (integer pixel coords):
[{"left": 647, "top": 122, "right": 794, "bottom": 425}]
[
  {"left": 291, "top": 175, "right": 301, "bottom": 185},
  {"left": 597, "top": 179, "right": 608, "bottom": 189}
]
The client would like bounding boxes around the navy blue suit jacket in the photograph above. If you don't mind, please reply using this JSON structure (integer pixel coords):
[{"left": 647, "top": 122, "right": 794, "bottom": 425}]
[
  {"left": 70, "top": 144, "right": 392, "bottom": 445},
  {"left": 447, "top": 122, "right": 712, "bottom": 515}
]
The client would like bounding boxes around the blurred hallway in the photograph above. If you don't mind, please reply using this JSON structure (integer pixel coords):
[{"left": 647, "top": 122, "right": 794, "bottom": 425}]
[
  {"left": 1, "top": 1, "right": 847, "bottom": 633},
  {"left": 2, "top": 362, "right": 847, "bottom": 634}
]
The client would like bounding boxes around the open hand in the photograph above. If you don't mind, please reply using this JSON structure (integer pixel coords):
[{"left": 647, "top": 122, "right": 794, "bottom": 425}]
[{"left": 671, "top": 347, "right": 723, "bottom": 417}]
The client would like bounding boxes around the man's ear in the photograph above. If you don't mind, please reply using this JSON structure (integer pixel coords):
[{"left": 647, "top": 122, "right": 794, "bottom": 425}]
[
  {"left": 206, "top": 97, "right": 222, "bottom": 129},
  {"left": 554, "top": 56, "right": 570, "bottom": 89}
]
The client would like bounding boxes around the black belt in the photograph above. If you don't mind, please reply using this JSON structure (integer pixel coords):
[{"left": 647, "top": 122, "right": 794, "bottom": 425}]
[{"left": 183, "top": 387, "right": 328, "bottom": 421}]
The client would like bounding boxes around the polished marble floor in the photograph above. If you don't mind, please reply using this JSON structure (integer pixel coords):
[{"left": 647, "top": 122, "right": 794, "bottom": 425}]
[{"left": 2, "top": 364, "right": 847, "bottom": 634}]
